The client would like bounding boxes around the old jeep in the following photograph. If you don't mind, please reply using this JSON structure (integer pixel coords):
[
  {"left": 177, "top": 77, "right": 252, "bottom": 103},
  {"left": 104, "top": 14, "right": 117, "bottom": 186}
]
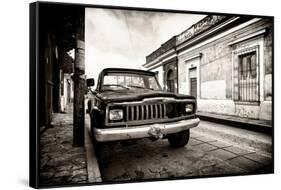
[{"left": 86, "top": 68, "right": 200, "bottom": 149}]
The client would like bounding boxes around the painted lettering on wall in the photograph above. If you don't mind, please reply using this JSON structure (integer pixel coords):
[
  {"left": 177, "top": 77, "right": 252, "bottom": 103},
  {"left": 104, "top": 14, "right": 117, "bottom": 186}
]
[{"left": 176, "top": 15, "right": 227, "bottom": 45}]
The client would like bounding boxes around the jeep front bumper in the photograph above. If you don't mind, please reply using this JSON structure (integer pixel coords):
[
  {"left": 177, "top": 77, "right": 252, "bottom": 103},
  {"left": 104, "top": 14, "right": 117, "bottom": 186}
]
[{"left": 93, "top": 118, "right": 200, "bottom": 142}]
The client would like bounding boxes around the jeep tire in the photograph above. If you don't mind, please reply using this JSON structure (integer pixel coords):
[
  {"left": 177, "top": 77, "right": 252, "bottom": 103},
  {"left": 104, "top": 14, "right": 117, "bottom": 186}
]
[
  {"left": 90, "top": 117, "right": 111, "bottom": 167},
  {"left": 167, "top": 129, "right": 190, "bottom": 148}
]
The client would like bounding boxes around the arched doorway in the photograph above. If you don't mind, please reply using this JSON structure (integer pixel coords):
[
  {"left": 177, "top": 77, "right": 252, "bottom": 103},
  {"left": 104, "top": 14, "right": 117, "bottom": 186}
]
[
  {"left": 163, "top": 58, "right": 178, "bottom": 93},
  {"left": 167, "top": 69, "right": 177, "bottom": 93}
]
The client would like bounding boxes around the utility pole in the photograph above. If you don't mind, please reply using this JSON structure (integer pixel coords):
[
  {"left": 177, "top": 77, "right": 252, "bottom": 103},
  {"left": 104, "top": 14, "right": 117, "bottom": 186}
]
[{"left": 73, "top": 8, "right": 85, "bottom": 147}]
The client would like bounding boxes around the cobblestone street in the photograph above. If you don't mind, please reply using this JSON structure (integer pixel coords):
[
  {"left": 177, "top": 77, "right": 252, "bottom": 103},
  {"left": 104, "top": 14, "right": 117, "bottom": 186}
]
[
  {"left": 39, "top": 109, "right": 88, "bottom": 186},
  {"left": 94, "top": 120, "right": 272, "bottom": 182}
]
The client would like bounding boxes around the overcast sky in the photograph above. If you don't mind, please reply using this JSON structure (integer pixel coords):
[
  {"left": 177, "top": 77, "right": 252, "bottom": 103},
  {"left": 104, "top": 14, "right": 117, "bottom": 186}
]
[{"left": 85, "top": 8, "right": 206, "bottom": 81}]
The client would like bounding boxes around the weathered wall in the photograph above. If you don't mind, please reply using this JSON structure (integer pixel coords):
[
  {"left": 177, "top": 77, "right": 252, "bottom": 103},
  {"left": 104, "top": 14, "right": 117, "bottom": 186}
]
[
  {"left": 263, "top": 22, "right": 273, "bottom": 102},
  {"left": 178, "top": 57, "right": 200, "bottom": 95},
  {"left": 260, "top": 20, "right": 273, "bottom": 120},
  {"left": 151, "top": 67, "right": 164, "bottom": 88},
  {"left": 198, "top": 99, "right": 235, "bottom": 115},
  {"left": 178, "top": 59, "right": 187, "bottom": 94}
]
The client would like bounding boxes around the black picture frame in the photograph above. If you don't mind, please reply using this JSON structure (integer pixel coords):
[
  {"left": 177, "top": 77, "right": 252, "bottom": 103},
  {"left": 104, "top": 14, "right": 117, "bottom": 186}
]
[{"left": 30, "top": 1, "right": 274, "bottom": 188}]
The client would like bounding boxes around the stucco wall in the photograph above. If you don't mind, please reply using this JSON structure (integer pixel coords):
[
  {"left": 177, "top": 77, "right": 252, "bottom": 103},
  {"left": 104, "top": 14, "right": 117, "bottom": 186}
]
[
  {"left": 263, "top": 22, "right": 273, "bottom": 101},
  {"left": 198, "top": 99, "right": 235, "bottom": 115},
  {"left": 201, "top": 80, "right": 226, "bottom": 99},
  {"left": 151, "top": 67, "right": 164, "bottom": 88},
  {"left": 178, "top": 57, "right": 200, "bottom": 95}
]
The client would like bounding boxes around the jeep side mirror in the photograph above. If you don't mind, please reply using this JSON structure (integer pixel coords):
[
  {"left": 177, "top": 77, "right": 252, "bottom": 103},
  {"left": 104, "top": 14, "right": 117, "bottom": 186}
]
[{"left": 86, "top": 78, "right": 95, "bottom": 87}]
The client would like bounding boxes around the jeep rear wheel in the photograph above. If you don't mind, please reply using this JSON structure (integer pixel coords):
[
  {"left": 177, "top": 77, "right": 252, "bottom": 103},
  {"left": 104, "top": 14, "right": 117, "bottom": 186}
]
[{"left": 167, "top": 129, "right": 190, "bottom": 148}]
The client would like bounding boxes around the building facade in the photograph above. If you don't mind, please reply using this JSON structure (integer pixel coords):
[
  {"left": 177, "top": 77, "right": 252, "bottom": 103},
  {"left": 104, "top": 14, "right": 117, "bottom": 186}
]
[
  {"left": 143, "top": 15, "right": 273, "bottom": 121},
  {"left": 38, "top": 4, "right": 80, "bottom": 128}
]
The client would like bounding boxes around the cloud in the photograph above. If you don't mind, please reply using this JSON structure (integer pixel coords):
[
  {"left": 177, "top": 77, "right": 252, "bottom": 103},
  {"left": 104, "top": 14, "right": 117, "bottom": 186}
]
[{"left": 85, "top": 8, "right": 206, "bottom": 81}]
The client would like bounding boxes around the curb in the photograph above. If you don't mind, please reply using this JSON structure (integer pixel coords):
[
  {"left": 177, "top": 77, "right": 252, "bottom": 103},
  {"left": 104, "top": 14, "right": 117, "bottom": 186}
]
[
  {"left": 197, "top": 113, "right": 272, "bottom": 134},
  {"left": 85, "top": 117, "right": 102, "bottom": 183}
]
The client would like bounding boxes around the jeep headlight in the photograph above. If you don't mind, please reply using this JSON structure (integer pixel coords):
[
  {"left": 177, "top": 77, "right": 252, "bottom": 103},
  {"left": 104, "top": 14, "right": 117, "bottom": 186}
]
[
  {"left": 185, "top": 104, "right": 194, "bottom": 113},
  {"left": 109, "top": 109, "right": 123, "bottom": 120}
]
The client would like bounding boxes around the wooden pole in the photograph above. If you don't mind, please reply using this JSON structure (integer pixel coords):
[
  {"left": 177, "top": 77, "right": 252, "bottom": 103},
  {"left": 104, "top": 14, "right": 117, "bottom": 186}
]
[{"left": 73, "top": 9, "right": 85, "bottom": 147}]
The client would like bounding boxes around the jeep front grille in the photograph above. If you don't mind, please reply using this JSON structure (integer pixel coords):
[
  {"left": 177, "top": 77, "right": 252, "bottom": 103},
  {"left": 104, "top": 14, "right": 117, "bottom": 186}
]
[
  {"left": 106, "top": 99, "right": 196, "bottom": 126},
  {"left": 126, "top": 103, "right": 166, "bottom": 121}
]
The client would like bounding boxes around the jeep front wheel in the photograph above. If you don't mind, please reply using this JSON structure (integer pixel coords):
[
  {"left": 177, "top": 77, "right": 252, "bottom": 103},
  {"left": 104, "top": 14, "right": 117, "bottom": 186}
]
[
  {"left": 167, "top": 129, "right": 190, "bottom": 148},
  {"left": 90, "top": 117, "right": 111, "bottom": 167}
]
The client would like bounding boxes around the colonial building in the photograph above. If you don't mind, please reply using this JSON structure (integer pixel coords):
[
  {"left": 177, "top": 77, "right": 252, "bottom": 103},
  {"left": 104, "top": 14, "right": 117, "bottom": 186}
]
[{"left": 143, "top": 15, "right": 273, "bottom": 121}]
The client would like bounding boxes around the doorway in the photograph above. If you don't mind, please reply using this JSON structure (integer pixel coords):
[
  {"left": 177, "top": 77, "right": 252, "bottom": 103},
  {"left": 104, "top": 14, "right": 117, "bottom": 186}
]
[{"left": 189, "top": 67, "right": 197, "bottom": 98}]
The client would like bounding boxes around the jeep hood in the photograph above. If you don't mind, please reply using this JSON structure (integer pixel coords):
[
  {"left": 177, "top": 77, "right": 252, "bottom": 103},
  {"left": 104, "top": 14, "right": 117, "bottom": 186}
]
[{"left": 95, "top": 89, "right": 195, "bottom": 103}]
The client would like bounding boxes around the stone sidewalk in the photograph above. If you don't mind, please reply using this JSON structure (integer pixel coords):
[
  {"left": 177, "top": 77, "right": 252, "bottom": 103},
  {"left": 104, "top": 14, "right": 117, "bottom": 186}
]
[
  {"left": 197, "top": 111, "right": 272, "bottom": 133},
  {"left": 39, "top": 109, "right": 88, "bottom": 187}
]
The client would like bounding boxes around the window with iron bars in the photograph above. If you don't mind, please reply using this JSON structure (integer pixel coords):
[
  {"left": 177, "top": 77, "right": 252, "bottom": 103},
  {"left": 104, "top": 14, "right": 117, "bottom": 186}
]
[{"left": 237, "top": 51, "right": 259, "bottom": 102}]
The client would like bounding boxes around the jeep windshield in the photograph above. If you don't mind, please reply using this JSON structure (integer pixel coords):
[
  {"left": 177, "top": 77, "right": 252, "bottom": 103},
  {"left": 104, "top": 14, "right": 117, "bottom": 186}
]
[{"left": 101, "top": 72, "right": 162, "bottom": 91}]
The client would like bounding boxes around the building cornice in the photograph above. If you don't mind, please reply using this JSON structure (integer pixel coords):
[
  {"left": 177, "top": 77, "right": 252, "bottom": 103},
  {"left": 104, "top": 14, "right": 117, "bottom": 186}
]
[
  {"left": 146, "top": 53, "right": 178, "bottom": 71},
  {"left": 143, "top": 48, "right": 176, "bottom": 68}
]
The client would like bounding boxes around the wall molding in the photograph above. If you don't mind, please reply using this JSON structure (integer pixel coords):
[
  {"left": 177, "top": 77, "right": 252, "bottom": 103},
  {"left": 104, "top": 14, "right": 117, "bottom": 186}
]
[{"left": 227, "top": 29, "right": 266, "bottom": 46}]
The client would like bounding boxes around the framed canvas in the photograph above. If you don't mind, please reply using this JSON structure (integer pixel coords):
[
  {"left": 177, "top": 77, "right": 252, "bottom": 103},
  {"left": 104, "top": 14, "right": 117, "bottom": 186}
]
[{"left": 29, "top": 1, "right": 274, "bottom": 188}]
